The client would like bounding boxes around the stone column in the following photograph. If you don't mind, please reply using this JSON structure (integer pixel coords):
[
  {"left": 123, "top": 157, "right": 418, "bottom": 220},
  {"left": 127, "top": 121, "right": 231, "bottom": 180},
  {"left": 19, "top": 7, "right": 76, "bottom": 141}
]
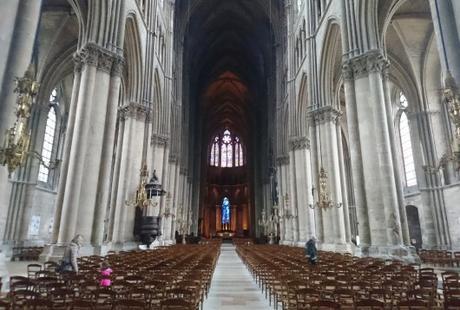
[
  {"left": 290, "top": 136, "right": 314, "bottom": 245},
  {"left": 382, "top": 66, "right": 410, "bottom": 245},
  {"left": 343, "top": 51, "right": 414, "bottom": 259},
  {"left": 0, "top": 0, "right": 42, "bottom": 243},
  {"left": 111, "top": 103, "right": 149, "bottom": 248},
  {"left": 336, "top": 122, "right": 352, "bottom": 243},
  {"left": 52, "top": 45, "right": 125, "bottom": 255},
  {"left": 51, "top": 57, "right": 82, "bottom": 244},
  {"left": 429, "top": 0, "right": 460, "bottom": 83},
  {"left": 56, "top": 46, "right": 99, "bottom": 245},
  {"left": 91, "top": 58, "right": 124, "bottom": 250},
  {"left": 342, "top": 61, "right": 371, "bottom": 249},
  {"left": 312, "top": 107, "right": 347, "bottom": 249},
  {"left": 288, "top": 152, "right": 299, "bottom": 243}
]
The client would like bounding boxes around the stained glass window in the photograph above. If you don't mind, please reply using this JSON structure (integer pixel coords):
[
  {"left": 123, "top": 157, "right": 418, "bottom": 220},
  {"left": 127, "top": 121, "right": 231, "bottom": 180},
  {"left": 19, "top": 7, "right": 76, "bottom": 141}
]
[
  {"left": 209, "top": 129, "right": 244, "bottom": 167},
  {"left": 38, "top": 89, "right": 58, "bottom": 183},
  {"left": 222, "top": 197, "right": 230, "bottom": 225},
  {"left": 399, "top": 93, "right": 417, "bottom": 187}
]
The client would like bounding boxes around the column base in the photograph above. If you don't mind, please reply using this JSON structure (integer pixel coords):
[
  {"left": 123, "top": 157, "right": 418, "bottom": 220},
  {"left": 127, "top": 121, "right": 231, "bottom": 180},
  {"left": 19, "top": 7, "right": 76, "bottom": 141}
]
[
  {"left": 39, "top": 243, "right": 66, "bottom": 262},
  {"left": 0, "top": 251, "right": 8, "bottom": 292},
  {"left": 358, "top": 244, "right": 420, "bottom": 264},
  {"left": 108, "top": 242, "right": 139, "bottom": 252},
  {"left": 40, "top": 242, "right": 140, "bottom": 262},
  {"left": 318, "top": 243, "right": 355, "bottom": 253}
]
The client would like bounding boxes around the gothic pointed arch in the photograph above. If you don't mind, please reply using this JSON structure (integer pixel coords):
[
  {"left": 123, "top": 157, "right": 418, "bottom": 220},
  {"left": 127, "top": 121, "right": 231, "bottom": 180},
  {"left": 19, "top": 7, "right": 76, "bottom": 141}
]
[
  {"left": 319, "top": 19, "right": 342, "bottom": 108},
  {"left": 124, "top": 15, "right": 143, "bottom": 104}
]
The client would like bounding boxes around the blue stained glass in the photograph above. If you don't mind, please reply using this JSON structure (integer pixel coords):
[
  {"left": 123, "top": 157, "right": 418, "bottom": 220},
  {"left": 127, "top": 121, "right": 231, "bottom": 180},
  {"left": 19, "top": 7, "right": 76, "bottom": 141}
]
[{"left": 222, "top": 197, "right": 230, "bottom": 225}]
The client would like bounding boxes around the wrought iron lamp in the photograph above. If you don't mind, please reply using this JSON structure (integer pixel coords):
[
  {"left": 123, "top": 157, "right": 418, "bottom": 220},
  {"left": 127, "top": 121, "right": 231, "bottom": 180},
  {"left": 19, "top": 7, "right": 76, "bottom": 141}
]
[
  {"left": 309, "top": 167, "right": 342, "bottom": 209},
  {"left": 258, "top": 207, "right": 280, "bottom": 244},
  {"left": 125, "top": 163, "right": 165, "bottom": 211},
  {"left": 0, "top": 68, "right": 59, "bottom": 175}
]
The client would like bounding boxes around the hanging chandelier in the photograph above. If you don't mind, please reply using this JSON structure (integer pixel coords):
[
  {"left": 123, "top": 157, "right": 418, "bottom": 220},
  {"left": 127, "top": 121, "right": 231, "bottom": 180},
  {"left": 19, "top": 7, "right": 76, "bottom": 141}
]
[{"left": 0, "top": 67, "right": 59, "bottom": 175}]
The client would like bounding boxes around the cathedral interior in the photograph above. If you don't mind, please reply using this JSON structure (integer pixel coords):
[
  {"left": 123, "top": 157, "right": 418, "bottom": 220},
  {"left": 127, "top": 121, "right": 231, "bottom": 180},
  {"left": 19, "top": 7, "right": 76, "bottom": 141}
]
[{"left": 0, "top": 0, "right": 460, "bottom": 308}]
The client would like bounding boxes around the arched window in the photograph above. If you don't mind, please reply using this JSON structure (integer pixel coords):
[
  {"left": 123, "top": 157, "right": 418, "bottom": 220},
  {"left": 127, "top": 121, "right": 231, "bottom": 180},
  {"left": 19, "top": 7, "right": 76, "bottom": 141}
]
[
  {"left": 399, "top": 93, "right": 417, "bottom": 187},
  {"left": 209, "top": 129, "right": 244, "bottom": 168},
  {"left": 222, "top": 197, "right": 230, "bottom": 225},
  {"left": 38, "top": 89, "right": 58, "bottom": 183}
]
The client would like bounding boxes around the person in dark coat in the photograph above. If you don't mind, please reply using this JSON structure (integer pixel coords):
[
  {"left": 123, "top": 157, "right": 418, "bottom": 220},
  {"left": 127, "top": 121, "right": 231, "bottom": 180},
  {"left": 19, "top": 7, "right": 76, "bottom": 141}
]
[
  {"left": 305, "top": 236, "right": 318, "bottom": 265},
  {"left": 62, "top": 234, "right": 83, "bottom": 273}
]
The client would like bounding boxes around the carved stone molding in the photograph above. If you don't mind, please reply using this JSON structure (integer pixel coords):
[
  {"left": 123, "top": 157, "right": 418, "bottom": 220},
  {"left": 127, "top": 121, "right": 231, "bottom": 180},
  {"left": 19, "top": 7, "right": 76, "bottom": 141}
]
[
  {"left": 73, "top": 54, "right": 83, "bottom": 74},
  {"left": 151, "top": 133, "right": 169, "bottom": 146},
  {"left": 342, "top": 50, "right": 389, "bottom": 80},
  {"left": 118, "top": 102, "right": 151, "bottom": 121},
  {"left": 77, "top": 43, "right": 124, "bottom": 74},
  {"left": 111, "top": 57, "right": 125, "bottom": 77},
  {"left": 79, "top": 45, "right": 99, "bottom": 67},
  {"left": 289, "top": 136, "right": 310, "bottom": 151},
  {"left": 308, "top": 106, "right": 342, "bottom": 124},
  {"left": 276, "top": 155, "right": 290, "bottom": 165},
  {"left": 97, "top": 52, "right": 114, "bottom": 73}
]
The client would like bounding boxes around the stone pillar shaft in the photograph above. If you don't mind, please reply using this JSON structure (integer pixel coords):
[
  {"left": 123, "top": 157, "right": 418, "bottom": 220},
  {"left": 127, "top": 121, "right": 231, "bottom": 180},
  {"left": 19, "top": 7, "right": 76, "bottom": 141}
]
[
  {"left": 342, "top": 71, "right": 371, "bottom": 246},
  {"left": 51, "top": 60, "right": 82, "bottom": 243},
  {"left": 58, "top": 60, "right": 98, "bottom": 243},
  {"left": 0, "top": 0, "right": 42, "bottom": 243}
]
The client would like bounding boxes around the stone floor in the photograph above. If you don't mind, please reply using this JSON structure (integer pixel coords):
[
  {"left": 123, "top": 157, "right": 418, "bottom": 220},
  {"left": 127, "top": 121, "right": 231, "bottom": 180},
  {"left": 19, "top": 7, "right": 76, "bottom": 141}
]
[{"left": 203, "top": 244, "right": 271, "bottom": 310}]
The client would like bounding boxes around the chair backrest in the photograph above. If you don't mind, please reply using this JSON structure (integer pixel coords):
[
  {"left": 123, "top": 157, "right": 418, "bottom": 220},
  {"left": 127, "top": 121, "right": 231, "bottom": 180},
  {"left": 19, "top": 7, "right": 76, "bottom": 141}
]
[
  {"left": 445, "top": 299, "right": 460, "bottom": 310},
  {"left": 397, "top": 299, "right": 428, "bottom": 309},
  {"left": 308, "top": 300, "right": 341, "bottom": 309},
  {"left": 161, "top": 298, "right": 192, "bottom": 310},
  {"left": 70, "top": 299, "right": 95, "bottom": 309},
  {"left": 355, "top": 299, "right": 385, "bottom": 310},
  {"left": 113, "top": 299, "right": 145, "bottom": 309},
  {"left": 24, "top": 298, "right": 53, "bottom": 309}
]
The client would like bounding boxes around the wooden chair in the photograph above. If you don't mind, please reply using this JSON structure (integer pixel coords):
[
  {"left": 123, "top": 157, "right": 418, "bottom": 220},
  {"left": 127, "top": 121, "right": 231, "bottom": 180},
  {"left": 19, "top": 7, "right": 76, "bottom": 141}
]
[
  {"left": 27, "top": 263, "right": 42, "bottom": 279},
  {"left": 43, "top": 261, "right": 59, "bottom": 272},
  {"left": 49, "top": 288, "right": 75, "bottom": 309},
  {"left": 23, "top": 298, "right": 54, "bottom": 309},
  {"left": 0, "top": 300, "right": 10, "bottom": 310},
  {"left": 70, "top": 299, "right": 95, "bottom": 309},
  {"left": 160, "top": 298, "right": 193, "bottom": 310},
  {"left": 355, "top": 299, "right": 385, "bottom": 310},
  {"left": 308, "top": 300, "right": 341, "bottom": 309},
  {"left": 112, "top": 299, "right": 146, "bottom": 309},
  {"left": 333, "top": 288, "right": 355, "bottom": 309},
  {"left": 445, "top": 299, "right": 460, "bottom": 310},
  {"left": 397, "top": 299, "right": 429, "bottom": 309}
]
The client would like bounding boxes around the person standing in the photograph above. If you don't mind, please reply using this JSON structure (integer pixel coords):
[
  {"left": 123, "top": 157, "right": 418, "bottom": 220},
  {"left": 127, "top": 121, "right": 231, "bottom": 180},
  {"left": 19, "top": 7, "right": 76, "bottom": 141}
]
[
  {"left": 61, "top": 234, "right": 83, "bottom": 273},
  {"left": 305, "top": 236, "right": 318, "bottom": 265}
]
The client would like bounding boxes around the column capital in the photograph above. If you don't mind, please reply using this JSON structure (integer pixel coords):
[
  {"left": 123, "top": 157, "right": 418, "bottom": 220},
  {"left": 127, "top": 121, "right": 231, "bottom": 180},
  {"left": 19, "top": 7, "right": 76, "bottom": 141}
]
[
  {"left": 342, "top": 50, "right": 389, "bottom": 80},
  {"left": 111, "top": 57, "right": 125, "bottom": 77},
  {"left": 118, "top": 102, "right": 151, "bottom": 121},
  {"left": 308, "top": 106, "right": 342, "bottom": 124},
  {"left": 77, "top": 43, "right": 124, "bottom": 74},
  {"left": 73, "top": 54, "right": 83, "bottom": 74},
  {"left": 276, "top": 154, "right": 290, "bottom": 165},
  {"left": 289, "top": 136, "right": 310, "bottom": 151},
  {"left": 151, "top": 133, "right": 169, "bottom": 146}
]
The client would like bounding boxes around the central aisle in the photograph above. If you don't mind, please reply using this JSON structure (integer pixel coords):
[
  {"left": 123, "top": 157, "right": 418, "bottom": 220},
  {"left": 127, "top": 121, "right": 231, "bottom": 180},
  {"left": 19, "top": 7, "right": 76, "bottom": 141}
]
[{"left": 203, "top": 243, "right": 271, "bottom": 310}]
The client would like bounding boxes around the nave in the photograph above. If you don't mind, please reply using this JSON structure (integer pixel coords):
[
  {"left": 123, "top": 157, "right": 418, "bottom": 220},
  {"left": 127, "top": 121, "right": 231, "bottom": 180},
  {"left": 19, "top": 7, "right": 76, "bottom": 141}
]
[
  {"left": 1, "top": 242, "right": 460, "bottom": 309},
  {"left": 203, "top": 243, "right": 270, "bottom": 310}
]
